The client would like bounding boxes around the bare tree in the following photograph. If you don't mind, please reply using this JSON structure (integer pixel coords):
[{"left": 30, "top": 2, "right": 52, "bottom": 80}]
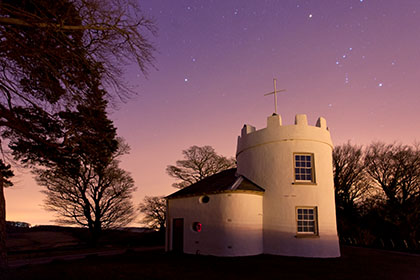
[
  {"left": 333, "top": 142, "right": 373, "bottom": 240},
  {"left": 0, "top": 161, "right": 13, "bottom": 269},
  {"left": 333, "top": 142, "right": 370, "bottom": 216},
  {"left": 138, "top": 196, "right": 166, "bottom": 232},
  {"left": 364, "top": 142, "right": 420, "bottom": 247},
  {"left": 11, "top": 90, "right": 137, "bottom": 244},
  {"left": 0, "top": 0, "right": 155, "bottom": 103},
  {"left": 0, "top": 0, "right": 155, "bottom": 268},
  {"left": 37, "top": 145, "right": 136, "bottom": 243},
  {"left": 166, "top": 145, "right": 236, "bottom": 189}
]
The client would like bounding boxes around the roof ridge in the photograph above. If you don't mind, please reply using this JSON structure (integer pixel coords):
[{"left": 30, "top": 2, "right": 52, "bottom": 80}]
[
  {"left": 167, "top": 168, "right": 264, "bottom": 199},
  {"left": 229, "top": 177, "right": 243, "bottom": 190}
]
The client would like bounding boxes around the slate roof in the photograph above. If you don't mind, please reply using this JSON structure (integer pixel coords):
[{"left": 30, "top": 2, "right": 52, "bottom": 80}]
[{"left": 166, "top": 168, "right": 265, "bottom": 199}]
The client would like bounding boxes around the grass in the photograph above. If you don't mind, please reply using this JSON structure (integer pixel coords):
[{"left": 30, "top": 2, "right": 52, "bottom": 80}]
[
  {"left": 6, "top": 226, "right": 163, "bottom": 261},
  {"left": 4, "top": 246, "right": 420, "bottom": 280}
]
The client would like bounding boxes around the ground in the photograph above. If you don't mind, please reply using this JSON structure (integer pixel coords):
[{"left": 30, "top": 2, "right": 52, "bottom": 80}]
[
  {"left": 4, "top": 246, "right": 420, "bottom": 280},
  {"left": 4, "top": 227, "right": 420, "bottom": 279}
]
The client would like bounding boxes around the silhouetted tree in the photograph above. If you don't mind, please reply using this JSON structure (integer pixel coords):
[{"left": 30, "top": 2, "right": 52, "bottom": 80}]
[
  {"left": 0, "top": 0, "right": 155, "bottom": 102},
  {"left": 166, "top": 145, "right": 236, "bottom": 189},
  {"left": 0, "top": 161, "right": 13, "bottom": 269},
  {"left": 364, "top": 142, "right": 420, "bottom": 248},
  {"left": 38, "top": 155, "right": 136, "bottom": 243},
  {"left": 333, "top": 143, "right": 371, "bottom": 235},
  {"left": 10, "top": 92, "right": 136, "bottom": 244},
  {"left": 0, "top": 0, "right": 155, "bottom": 267},
  {"left": 139, "top": 196, "right": 166, "bottom": 232}
]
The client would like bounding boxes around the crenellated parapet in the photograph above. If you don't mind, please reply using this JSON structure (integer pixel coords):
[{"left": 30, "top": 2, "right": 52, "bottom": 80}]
[{"left": 237, "top": 114, "right": 332, "bottom": 157}]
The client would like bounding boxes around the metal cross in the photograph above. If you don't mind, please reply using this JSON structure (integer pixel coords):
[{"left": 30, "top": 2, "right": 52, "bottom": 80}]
[{"left": 264, "top": 78, "right": 286, "bottom": 114}]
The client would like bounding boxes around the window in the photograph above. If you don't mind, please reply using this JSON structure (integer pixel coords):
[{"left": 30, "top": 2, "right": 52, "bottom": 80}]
[
  {"left": 296, "top": 207, "right": 317, "bottom": 235},
  {"left": 294, "top": 154, "right": 314, "bottom": 183},
  {"left": 192, "top": 222, "right": 202, "bottom": 232},
  {"left": 199, "top": 195, "right": 210, "bottom": 203}
]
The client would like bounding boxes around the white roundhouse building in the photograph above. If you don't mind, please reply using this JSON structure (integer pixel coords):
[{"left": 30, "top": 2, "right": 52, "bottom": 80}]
[{"left": 166, "top": 114, "right": 340, "bottom": 258}]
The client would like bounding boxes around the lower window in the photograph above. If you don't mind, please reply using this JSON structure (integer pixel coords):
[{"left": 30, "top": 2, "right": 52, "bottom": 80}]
[{"left": 296, "top": 207, "right": 317, "bottom": 235}]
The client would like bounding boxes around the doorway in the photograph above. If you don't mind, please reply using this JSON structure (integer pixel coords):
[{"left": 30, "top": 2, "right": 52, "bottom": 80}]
[{"left": 172, "top": 218, "right": 184, "bottom": 253}]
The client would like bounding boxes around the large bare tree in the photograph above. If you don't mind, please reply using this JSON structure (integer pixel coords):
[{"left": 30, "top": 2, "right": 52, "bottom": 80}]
[
  {"left": 10, "top": 87, "right": 136, "bottom": 244},
  {"left": 37, "top": 152, "right": 136, "bottom": 243},
  {"left": 166, "top": 145, "right": 236, "bottom": 189},
  {"left": 0, "top": 0, "right": 155, "bottom": 103},
  {"left": 364, "top": 142, "right": 420, "bottom": 247},
  {"left": 0, "top": 0, "right": 155, "bottom": 269}
]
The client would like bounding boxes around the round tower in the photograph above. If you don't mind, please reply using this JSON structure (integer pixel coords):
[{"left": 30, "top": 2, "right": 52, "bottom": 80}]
[{"left": 236, "top": 114, "right": 340, "bottom": 258}]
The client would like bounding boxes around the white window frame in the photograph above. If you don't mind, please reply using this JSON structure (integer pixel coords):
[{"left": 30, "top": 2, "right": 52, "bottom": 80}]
[
  {"left": 294, "top": 153, "right": 315, "bottom": 183},
  {"left": 296, "top": 207, "right": 318, "bottom": 235}
]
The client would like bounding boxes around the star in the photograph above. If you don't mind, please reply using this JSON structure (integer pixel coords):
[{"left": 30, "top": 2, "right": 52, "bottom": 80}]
[
  {"left": 184, "top": 78, "right": 188, "bottom": 82},
  {"left": 378, "top": 83, "right": 383, "bottom": 87},
  {"left": 308, "top": 14, "right": 313, "bottom": 18}
]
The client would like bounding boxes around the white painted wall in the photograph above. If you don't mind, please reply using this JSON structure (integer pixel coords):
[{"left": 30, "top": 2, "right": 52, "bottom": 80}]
[
  {"left": 236, "top": 114, "right": 340, "bottom": 258},
  {"left": 167, "top": 192, "right": 263, "bottom": 256}
]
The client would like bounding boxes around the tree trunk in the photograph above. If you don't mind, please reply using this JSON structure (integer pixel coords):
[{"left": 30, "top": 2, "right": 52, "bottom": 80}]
[
  {"left": 0, "top": 179, "right": 8, "bottom": 275},
  {"left": 89, "top": 221, "right": 101, "bottom": 247}
]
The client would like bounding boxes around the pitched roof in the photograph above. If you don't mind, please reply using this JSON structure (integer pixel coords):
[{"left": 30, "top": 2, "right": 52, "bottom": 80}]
[{"left": 166, "top": 168, "right": 264, "bottom": 199}]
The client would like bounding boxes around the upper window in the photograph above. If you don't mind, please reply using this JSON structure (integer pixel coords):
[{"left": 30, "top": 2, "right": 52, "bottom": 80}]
[
  {"left": 296, "top": 207, "right": 317, "bottom": 235},
  {"left": 294, "top": 154, "right": 314, "bottom": 183}
]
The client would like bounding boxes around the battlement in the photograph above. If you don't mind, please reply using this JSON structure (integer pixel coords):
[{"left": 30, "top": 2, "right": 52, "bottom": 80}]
[
  {"left": 241, "top": 114, "right": 328, "bottom": 137},
  {"left": 237, "top": 114, "right": 333, "bottom": 157}
]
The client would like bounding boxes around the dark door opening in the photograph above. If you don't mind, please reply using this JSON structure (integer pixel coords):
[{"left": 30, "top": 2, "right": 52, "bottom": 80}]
[{"left": 172, "top": 218, "right": 184, "bottom": 253}]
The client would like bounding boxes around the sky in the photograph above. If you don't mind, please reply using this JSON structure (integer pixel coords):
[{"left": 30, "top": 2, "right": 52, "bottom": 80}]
[{"left": 5, "top": 0, "right": 420, "bottom": 226}]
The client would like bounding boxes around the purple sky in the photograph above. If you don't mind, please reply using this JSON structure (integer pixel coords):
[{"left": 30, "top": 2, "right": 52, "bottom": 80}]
[{"left": 6, "top": 0, "right": 420, "bottom": 225}]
